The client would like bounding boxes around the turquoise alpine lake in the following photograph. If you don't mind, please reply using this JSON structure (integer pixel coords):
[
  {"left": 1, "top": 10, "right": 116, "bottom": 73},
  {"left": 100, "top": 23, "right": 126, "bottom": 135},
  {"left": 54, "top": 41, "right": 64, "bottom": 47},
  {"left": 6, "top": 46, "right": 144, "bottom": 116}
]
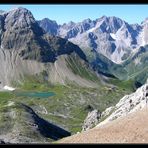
[{"left": 15, "top": 91, "right": 55, "bottom": 98}]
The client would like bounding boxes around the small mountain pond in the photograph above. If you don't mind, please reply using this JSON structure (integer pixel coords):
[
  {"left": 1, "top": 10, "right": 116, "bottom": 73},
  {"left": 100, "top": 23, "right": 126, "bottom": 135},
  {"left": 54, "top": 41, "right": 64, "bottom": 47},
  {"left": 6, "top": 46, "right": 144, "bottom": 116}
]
[{"left": 15, "top": 91, "right": 55, "bottom": 98}]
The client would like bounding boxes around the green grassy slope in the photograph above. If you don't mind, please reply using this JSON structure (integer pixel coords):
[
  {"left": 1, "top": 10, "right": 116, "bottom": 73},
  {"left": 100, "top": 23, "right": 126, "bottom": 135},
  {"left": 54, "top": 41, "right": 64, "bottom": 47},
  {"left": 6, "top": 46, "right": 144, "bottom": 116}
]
[{"left": 0, "top": 74, "right": 134, "bottom": 135}]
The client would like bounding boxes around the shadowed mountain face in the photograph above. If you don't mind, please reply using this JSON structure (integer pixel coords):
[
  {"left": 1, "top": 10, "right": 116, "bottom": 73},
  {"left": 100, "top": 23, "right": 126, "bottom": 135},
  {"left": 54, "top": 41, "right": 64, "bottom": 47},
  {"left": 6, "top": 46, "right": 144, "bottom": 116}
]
[
  {"left": 0, "top": 101, "right": 71, "bottom": 143},
  {"left": 38, "top": 18, "right": 59, "bottom": 36},
  {"left": 0, "top": 7, "right": 87, "bottom": 63},
  {"left": 0, "top": 7, "right": 97, "bottom": 87},
  {"left": 20, "top": 103, "right": 71, "bottom": 140}
]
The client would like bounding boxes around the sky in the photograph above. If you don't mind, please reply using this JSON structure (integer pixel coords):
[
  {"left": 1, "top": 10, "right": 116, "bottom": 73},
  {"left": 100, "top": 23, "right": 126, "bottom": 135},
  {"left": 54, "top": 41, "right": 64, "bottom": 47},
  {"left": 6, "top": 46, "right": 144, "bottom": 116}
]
[{"left": 0, "top": 4, "right": 148, "bottom": 25}]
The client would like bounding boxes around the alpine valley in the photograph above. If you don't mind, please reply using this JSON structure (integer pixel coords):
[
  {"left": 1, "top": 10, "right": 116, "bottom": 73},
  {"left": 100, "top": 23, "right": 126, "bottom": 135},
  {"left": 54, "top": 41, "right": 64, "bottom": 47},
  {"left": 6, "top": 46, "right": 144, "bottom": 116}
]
[{"left": 0, "top": 7, "right": 148, "bottom": 143}]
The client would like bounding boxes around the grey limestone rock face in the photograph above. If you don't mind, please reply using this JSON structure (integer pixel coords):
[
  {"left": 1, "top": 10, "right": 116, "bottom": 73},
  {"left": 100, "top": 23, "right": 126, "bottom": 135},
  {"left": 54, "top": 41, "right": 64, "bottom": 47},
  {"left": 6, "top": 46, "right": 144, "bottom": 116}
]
[
  {"left": 38, "top": 18, "right": 59, "bottom": 36},
  {"left": 1, "top": 7, "right": 44, "bottom": 50},
  {"left": 97, "top": 82, "right": 148, "bottom": 127},
  {"left": 39, "top": 15, "right": 148, "bottom": 82},
  {"left": 0, "top": 7, "right": 86, "bottom": 63},
  {"left": 82, "top": 109, "right": 101, "bottom": 131},
  {"left": 39, "top": 15, "right": 148, "bottom": 64}
]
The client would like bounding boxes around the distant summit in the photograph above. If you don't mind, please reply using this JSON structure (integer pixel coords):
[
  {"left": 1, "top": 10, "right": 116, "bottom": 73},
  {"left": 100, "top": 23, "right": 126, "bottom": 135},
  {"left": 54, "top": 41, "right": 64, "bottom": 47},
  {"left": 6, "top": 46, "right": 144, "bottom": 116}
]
[{"left": 38, "top": 15, "right": 148, "bottom": 64}]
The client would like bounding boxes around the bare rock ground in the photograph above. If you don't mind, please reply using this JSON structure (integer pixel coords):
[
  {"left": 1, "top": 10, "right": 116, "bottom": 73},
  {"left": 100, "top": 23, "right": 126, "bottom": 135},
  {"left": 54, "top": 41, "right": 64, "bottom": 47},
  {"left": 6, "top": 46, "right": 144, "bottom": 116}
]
[{"left": 58, "top": 107, "right": 148, "bottom": 143}]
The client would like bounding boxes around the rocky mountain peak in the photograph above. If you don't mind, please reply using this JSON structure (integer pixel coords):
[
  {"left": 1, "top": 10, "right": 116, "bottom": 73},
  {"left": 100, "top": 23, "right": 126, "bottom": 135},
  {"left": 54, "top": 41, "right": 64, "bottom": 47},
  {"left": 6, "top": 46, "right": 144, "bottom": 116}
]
[
  {"left": 61, "top": 21, "right": 76, "bottom": 30},
  {"left": 3, "top": 7, "right": 43, "bottom": 34},
  {"left": 0, "top": 7, "right": 45, "bottom": 50},
  {"left": 0, "top": 7, "right": 91, "bottom": 86},
  {"left": 5, "top": 7, "right": 35, "bottom": 25},
  {"left": 0, "top": 10, "right": 5, "bottom": 14},
  {"left": 67, "top": 21, "right": 75, "bottom": 26},
  {"left": 38, "top": 18, "right": 58, "bottom": 35},
  {"left": 99, "top": 15, "right": 107, "bottom": 20},
  {"left": 39, "top": 14, "right": 148, "bottom": 64},
  {"left": 141, "top": 17, "right": 148, "bottom": 26},
  {"left": 41, "top": 18, "right": 57, "bottom": 24},
  {"left": 82, "top": 18, "right": 92, "bottom": 23},
  {"left": 96, "top": 16, "right": 126, "bottom": 33}
]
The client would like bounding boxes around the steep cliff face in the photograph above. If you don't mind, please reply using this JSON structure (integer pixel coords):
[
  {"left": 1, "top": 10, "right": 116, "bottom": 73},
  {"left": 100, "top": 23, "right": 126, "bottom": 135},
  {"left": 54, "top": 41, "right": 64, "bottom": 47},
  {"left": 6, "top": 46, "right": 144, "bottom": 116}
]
[
  {"left": 0, "top": 7, "right": 87, "bottom": 63},
  {"left": 38, "top": 18, "right": 59, "bottom": 36},
  {"left": 82, "top": 109, "right": 101, "bottom": 131}
]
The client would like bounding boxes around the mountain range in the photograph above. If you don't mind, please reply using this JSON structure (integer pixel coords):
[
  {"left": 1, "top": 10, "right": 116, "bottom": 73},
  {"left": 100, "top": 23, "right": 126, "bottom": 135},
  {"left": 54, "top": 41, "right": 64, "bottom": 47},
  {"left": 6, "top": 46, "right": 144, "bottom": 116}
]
[
  {"left": 38, "top": 16, "right": 148, "bottom": 64},
  {"left": 1, "top": 7, "right": 148, "bottom": 87},
  {"left": 38, "top": 16, "right": 148, "bottom": 85},
  {"left": 0, "top": 7, "right": 148, "bottom": 143},
  {"left": 0, "top": 7, "right": 98, "bottom": 88}
]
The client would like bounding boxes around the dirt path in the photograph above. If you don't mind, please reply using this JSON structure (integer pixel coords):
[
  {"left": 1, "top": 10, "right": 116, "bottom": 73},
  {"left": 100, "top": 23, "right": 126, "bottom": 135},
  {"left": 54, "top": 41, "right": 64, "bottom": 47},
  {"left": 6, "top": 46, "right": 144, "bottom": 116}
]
[{"left": 58, "top": 107, "right": 148, "bottom": 143}]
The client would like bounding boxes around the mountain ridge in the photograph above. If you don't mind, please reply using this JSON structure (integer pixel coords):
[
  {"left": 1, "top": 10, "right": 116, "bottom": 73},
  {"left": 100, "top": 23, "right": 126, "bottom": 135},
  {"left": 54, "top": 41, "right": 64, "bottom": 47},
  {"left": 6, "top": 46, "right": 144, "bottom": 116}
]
[
  {"left": 0, "top": 7, "right": 99, "bottom": 87},
  {"left": 38, "top": 15, "right": 148, "bottom": 84},
  {"left": 38, "top": 15, "right": 147, "bottom": 63}
]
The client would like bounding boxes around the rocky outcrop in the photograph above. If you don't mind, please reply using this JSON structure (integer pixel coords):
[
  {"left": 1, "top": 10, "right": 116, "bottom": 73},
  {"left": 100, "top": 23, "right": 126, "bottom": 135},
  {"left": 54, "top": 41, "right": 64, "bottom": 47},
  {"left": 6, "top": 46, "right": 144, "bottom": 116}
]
[
  {"left": 82, "top": 109, "right": 101, "bottom": 131},
  {"left": 100, "top": 106, "right": 114, "bottom": 118},
  {"left": 97, "top": 81, "right": 148, "bottom": 127},
  {"left": 0, "top": 102, "right": 71, "bottom": 143}
]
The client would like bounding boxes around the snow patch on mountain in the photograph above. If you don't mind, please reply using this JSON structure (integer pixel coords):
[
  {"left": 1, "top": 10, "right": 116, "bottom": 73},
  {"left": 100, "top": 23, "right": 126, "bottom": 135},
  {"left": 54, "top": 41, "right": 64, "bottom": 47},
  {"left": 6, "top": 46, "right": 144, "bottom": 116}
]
[
  {"left": 110, "top": 33, "right": 117, "bottom": 40},
  {"left": 134, "top": 58, "right": 141, "bottom": 65},
  {"left": 0, "top": 45, "right": 2, "bottom": 49},
  {"left": 3, "top": 86, "right": 15, "bottom": 91},
  {"left": 137, "top": 30, "right": 146, "bottom": 47}
]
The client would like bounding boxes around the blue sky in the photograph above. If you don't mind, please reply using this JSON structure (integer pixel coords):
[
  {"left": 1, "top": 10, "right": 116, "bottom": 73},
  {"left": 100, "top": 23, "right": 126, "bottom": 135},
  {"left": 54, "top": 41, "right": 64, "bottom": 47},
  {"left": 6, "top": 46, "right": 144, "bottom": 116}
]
[{"left": 0, "top": 4, "right": 148, "bottom": 25}]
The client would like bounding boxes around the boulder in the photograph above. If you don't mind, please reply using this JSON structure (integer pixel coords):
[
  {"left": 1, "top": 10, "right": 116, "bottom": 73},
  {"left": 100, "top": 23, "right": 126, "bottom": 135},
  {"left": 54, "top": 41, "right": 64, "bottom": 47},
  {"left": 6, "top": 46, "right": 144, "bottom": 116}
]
[{"left": 82, "top": 109, "right": 101, "bottom": 131}]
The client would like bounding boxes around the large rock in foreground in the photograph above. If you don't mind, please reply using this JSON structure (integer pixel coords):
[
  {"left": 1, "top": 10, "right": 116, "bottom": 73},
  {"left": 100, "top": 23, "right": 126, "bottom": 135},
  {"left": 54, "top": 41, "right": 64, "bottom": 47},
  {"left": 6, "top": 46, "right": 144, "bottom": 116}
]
[
  {"left": 82, "top": 109, "right": 101, "bottom": 131},
  {"left": 97, "top": 81, "right": 148, "bottom": 127}
]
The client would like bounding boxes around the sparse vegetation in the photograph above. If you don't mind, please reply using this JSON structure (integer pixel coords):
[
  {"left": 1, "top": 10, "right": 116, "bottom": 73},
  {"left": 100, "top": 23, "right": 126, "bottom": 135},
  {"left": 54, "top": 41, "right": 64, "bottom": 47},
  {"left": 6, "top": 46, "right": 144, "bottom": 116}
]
[
  {"left": 66, "top": 53, "right": 99, "bottom": 82},
  {"left": 0, "top": 76, "right": 134, "bottom": 135}
]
